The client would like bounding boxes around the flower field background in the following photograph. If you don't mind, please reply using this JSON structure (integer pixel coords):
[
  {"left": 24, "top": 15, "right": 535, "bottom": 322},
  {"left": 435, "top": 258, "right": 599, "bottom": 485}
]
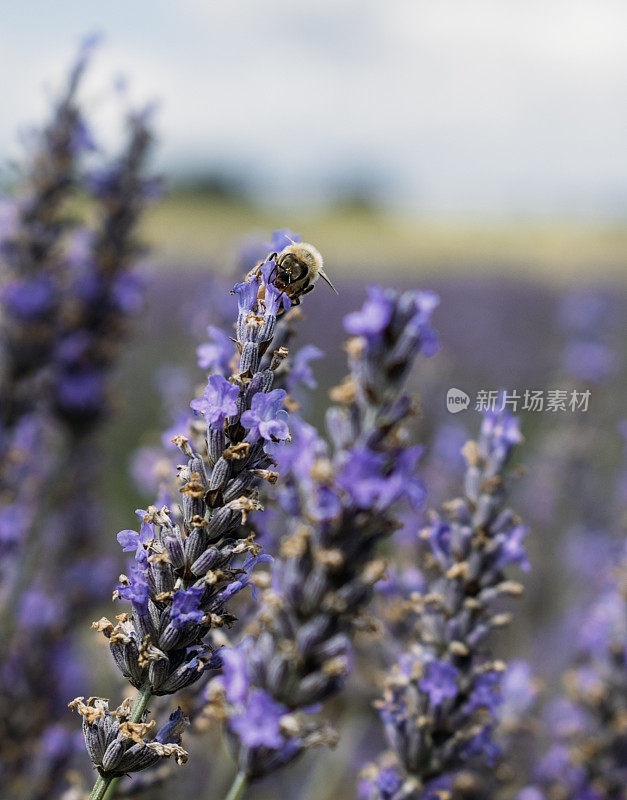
[
  {"left": 87, "top": 265, "right": 627, "bottom": 800},
  {"left": 0, "top": 29, "right": 625, "bottom": 800}
]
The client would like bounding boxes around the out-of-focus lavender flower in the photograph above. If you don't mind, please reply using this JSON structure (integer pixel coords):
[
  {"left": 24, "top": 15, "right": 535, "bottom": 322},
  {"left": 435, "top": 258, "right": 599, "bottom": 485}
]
[
  {"left": 558, "top": 288, "right": 622, "bottom": 384},
  {"left": 288, "top": 344, "right": 324, "bottom": 391},
  {"left": 52, "top": 105, "right": 156, "bottom": 427},
  {"left": 344, "top": 285, "right": 395, "bottom": 338},
  {"left": 229, "top": 689, "right": 287, "bottom": 750},
  {"left": 1, "top": 275, "right": 57, "bottom": 321},
  {"left": 0, "top": 42, "right": 159, "bottom": 800},
  {"left": 499, "top": 660, "right": 539, "bottom": 732},
  {"left": 197, "top": 325, "right": 234, "bottom": 375},
  {"left": 208, "top": 287, "right": 439, "bottom": 785},
  {"left": 236, "top": 228, "right": 302, "bottom": 273},
  {"left": 562, "top": 341, "right": 618, "bottom": 384},
  {"left": 337, "top": 446, "right": 425, "bottom": 511},
  {"left": 268, "top": 228, "right": 301, "bottom": 252},
  {"left": 525, "top": 553, "right": 626, "bottom": 800},
  {"left": 418, "top": 660, "right": 460, "bottom": 706},
  {"left": 0, "top": 38, "right": 96, "bottom": 402},
  {"left": 0, "top": 44, "right": 98, "bottom": 798},
  {"left": 613, "top": 420, "right": 627, "bottom": 517},
  {"left": 361, "top": 407, "right": 529, "bottom": 799}
]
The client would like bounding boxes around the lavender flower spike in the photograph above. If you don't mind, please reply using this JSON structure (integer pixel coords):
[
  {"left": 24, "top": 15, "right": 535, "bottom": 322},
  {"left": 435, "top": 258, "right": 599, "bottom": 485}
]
[
  {"left": 524, "top": 548, "right": 626, "bottom": 800},
  {"left": 207, "top": 287, "right": 439, "bottom": 788},
  {"left": 80, "top": 251, "right": 308, "bottom": 797},
  {"left": 360, "top": 406, "right": 529, "bottom": 800}
]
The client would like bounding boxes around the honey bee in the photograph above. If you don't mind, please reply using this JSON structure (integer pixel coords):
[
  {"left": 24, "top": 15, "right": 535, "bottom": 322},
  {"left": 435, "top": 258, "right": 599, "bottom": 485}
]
[{"left": 259, "top": 241, "right": 338, "bottom": 306}]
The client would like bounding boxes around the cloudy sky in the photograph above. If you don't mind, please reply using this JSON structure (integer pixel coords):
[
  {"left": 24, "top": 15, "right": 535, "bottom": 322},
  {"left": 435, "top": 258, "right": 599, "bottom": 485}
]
[{"left": 1, "top": 0, "right": 626, "bottom": 216}]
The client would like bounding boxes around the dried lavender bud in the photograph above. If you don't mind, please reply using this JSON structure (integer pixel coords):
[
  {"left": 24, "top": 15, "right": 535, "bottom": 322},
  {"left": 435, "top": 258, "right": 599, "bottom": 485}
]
[
  {"left": 360, "top": 405, "right": 529, "bottom": 800},
  {"left": 209, "top": 287, "right": 439, "bottom": 781},
  {"left": 69, "top": 698, "right": 188, "bottom": 777}
]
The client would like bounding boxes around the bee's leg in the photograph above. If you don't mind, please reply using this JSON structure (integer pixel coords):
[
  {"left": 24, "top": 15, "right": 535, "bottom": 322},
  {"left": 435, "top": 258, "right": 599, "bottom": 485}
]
[{"left": 301, "top": 282, "right": 315, "bottom": 296}]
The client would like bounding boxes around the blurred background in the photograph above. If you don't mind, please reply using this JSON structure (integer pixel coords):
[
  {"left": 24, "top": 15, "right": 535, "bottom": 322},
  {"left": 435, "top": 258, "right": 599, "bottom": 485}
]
[
  {"left": 1, "top": 3, "right": 625, "bottom": 799},
  {"left": 2, "top": 0, "right": 627, "bottom": 279}
]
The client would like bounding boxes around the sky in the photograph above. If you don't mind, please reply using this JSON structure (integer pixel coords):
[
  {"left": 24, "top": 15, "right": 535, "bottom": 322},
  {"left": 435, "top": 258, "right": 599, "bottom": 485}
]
[{"left": 1, "top": 0, "right": 626, "bottom": 217}]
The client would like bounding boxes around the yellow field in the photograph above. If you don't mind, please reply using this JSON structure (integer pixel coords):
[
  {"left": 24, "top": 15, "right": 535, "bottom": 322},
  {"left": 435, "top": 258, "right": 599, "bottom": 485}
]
[{"left": 140, "top": 195, "right": 627, "bottom": 284}]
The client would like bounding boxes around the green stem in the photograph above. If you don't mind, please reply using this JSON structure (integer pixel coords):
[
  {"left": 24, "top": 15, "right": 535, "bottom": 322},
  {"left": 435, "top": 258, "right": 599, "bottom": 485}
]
[
  {"left": 87, "top": 681, "right": 153, "bottom": 800},
  {"left": 224, "top": 771, "right": 249, "bottom": 800}
]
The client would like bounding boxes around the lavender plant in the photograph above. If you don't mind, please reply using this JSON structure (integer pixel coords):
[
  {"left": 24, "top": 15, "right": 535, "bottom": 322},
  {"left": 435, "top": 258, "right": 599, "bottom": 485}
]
[
  {"left": 520, "top": 429, "right": 627, "bottom": 800},
  {"left": 204, "top": 286, "right": 439, "bottom": 796},
  {"left": 0, "top": 38, "right": 95, "bottom": 594},
  {"left": 79, "top": 257, "right": 303, "bottom": 799},
  {"left": 523, "top": 548, "right": 626, "bottom": 800},
  {"left": 0, "top": 43, "right": 158, "bottom": 799},
  {"left": 0, "top": 38, "right": 95, "bottom": 401},
  {"left": 53, "top": 104, "right": 156, "bottom": 427},
  {"left": 0, "top": 42, "right": 97, "bottom": 798},
  {"left": 359, "top": 405, "right": 529, "bottom": 800}
]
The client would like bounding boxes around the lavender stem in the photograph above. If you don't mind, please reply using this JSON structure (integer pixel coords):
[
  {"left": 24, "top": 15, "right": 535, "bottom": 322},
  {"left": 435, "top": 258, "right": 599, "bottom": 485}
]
[
  {"left": 88, "top": 680, "right": 153, "bottom": 800},
  {"left": 223, "top": 772, "right": 249, "bottom": 800}
]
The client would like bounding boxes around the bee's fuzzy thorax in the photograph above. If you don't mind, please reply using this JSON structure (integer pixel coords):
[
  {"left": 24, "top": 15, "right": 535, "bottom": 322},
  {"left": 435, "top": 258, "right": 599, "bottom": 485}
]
[{"left": 279, "top": 242, "right": 324, "bottom": 275}]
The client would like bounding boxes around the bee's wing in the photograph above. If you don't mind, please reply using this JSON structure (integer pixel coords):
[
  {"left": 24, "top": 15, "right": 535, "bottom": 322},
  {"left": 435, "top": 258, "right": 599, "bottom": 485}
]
[{"left": 318, "top": 268, "right": 339, "bottom": 294}]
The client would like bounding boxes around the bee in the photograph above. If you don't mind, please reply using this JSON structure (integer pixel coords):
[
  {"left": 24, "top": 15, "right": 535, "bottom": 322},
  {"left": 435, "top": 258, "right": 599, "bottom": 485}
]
[{"left": 257, "top": 241, "right": 338, "bottom": 307}]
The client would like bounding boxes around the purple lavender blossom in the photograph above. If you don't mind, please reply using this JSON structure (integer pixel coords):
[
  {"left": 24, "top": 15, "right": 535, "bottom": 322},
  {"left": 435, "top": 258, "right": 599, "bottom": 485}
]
[
  {"left": 190, "top": 374, "right": 239, "bottom": 427},
  {"left": 52, "top": 104, "right": 155, "bottom": 427},
  {"left": 359, "top": 765, "right": 404, "bottom": 800},
  {"left": 221, "top": 646, "right": 250, "bottom": 705},
  {"left": 241, "top": 389, "right": 290, "bottom": 448},
  {"left": 499, "top": 660, "right": 538, "bottom": 731},
  {"left": 116, "top": 561, "right": 150, "bottom": 613},
  {"left": 229, "top": 691, "right": 287, "bottom": 750},
  {"left": 81, "top": 251, "right": 312, "bottom": 796},
  {"left": 0, "top": 44, "right": 109, "bottom": 798},
  {"left": 197, "top": 325, "right": 233, "bottom": 374},
  {"left": 526, "top": 551, "right": 626, "bottom": 800},
  {"left": 558, "top": 288, "right": 622, "bottom": 384},
  {"left": 268, "top": 228, "right": 301, "bottom": 251},
  {"left": 210, "top": 286, "right": 439, "bottom": 783},
  {"left": 170, "top": 587, "right": 205, "bottom": 630},
  {"left": 362, "top": 407, "right": 529, "bottom": 799},
  {"left": 288, "top": 344, "right": 324, "bottom": 390},
  {"left": 344, "top": 285, "right": 395, "bottom": 338},
  {"left": 419, "top": 661, "right": 459, "bottom": 706},
  {"left": 1, "top": 276, "right": 57, "bottom": 321},
  {"left": 232, "top": 273, "right": 261, "bottom": 314},
  {"left": 117, "top": 510, "right": 155, "bottom": 553}
]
